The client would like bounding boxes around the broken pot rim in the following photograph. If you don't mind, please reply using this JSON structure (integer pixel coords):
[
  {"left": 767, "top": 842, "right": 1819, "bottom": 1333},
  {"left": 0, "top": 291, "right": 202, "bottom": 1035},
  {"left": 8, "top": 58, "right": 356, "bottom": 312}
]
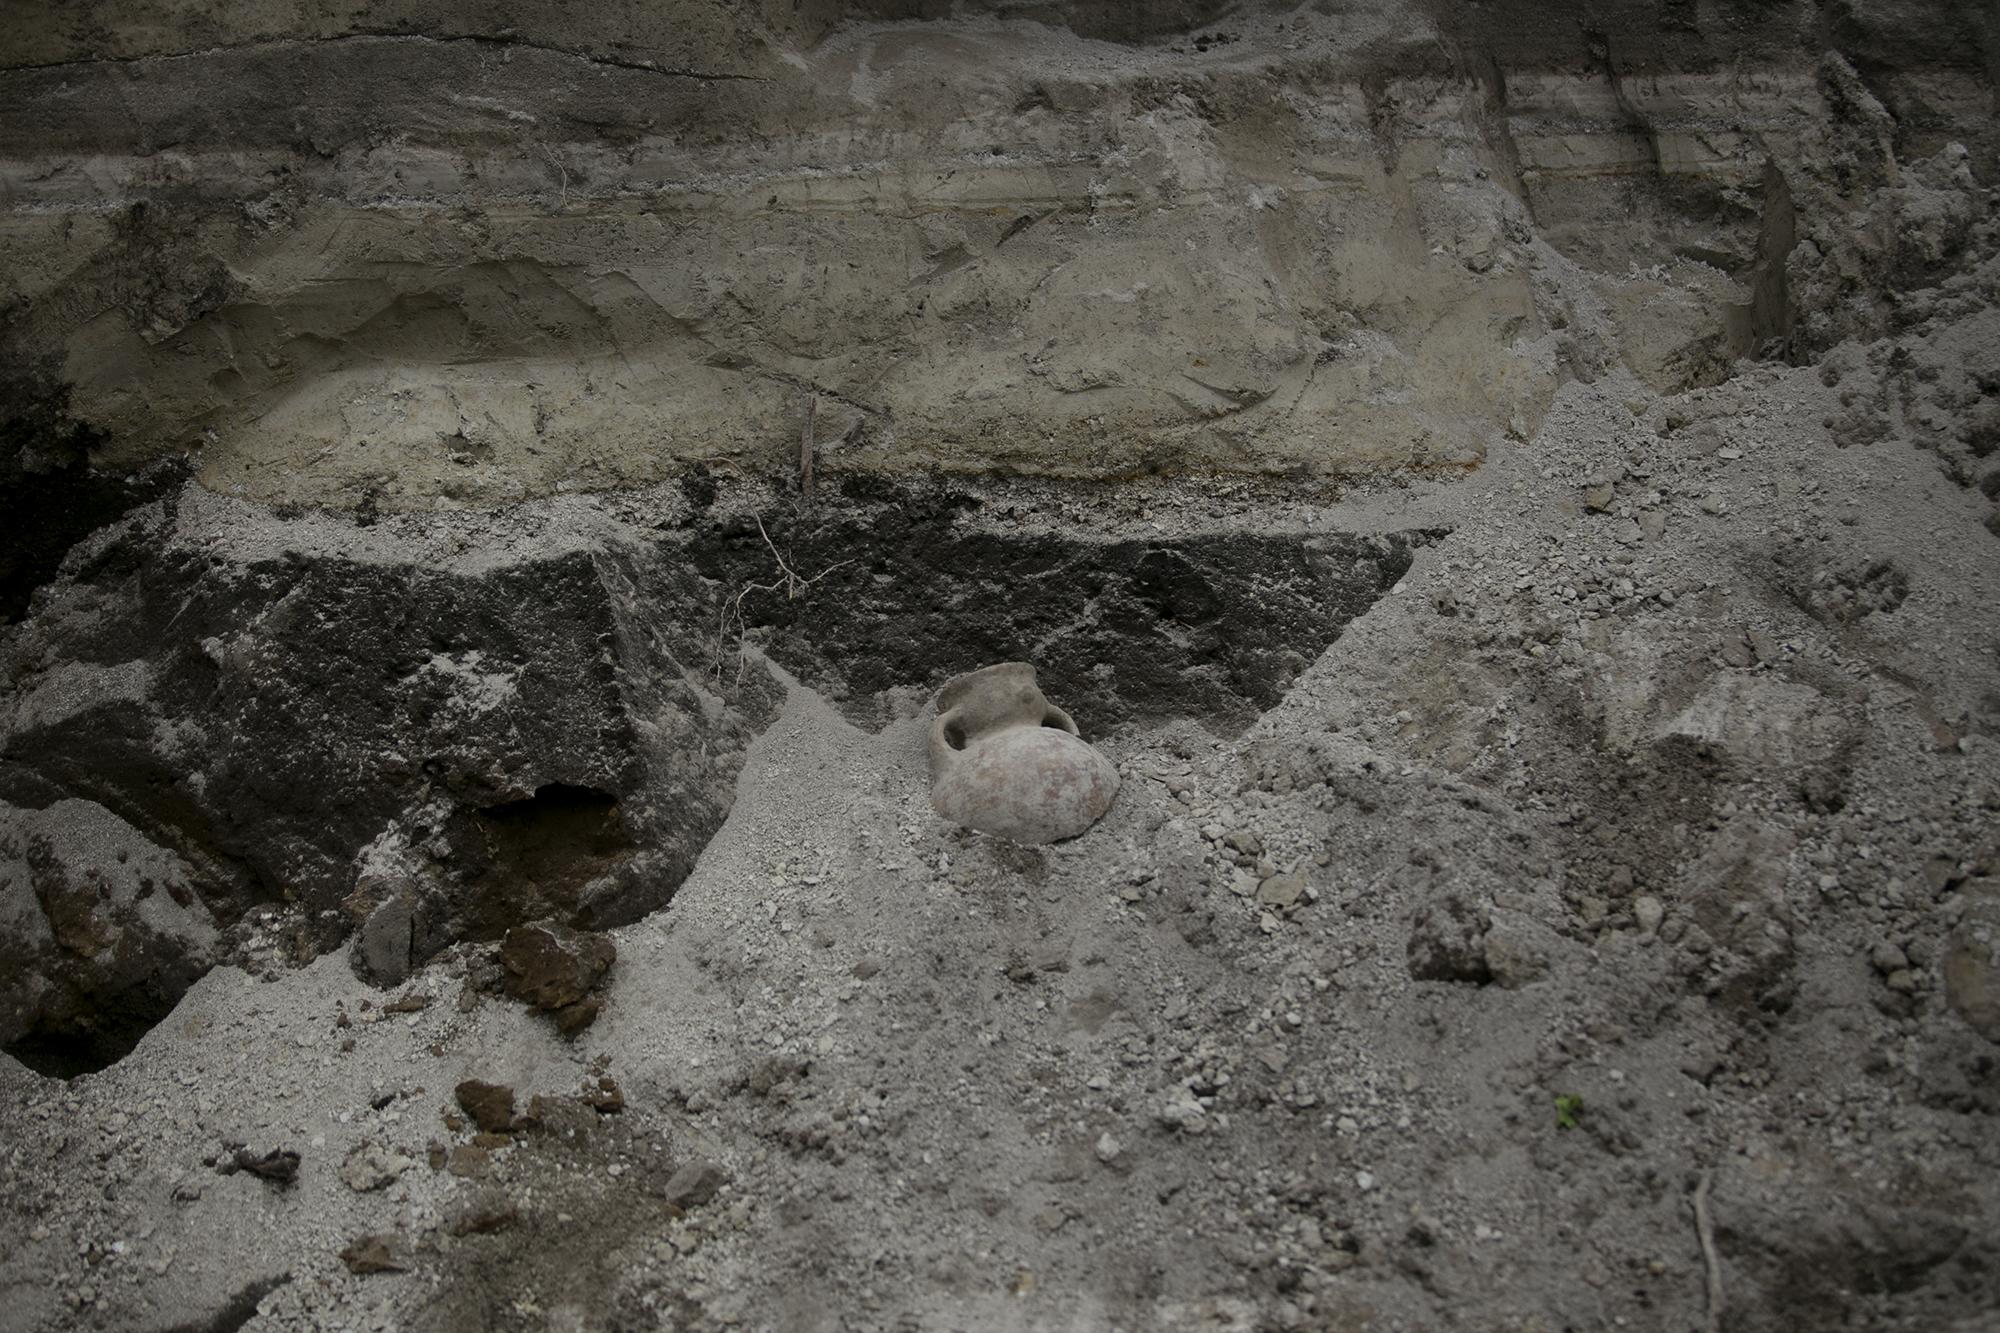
[{"left": 933, "top": 661, "right": 1039, "bottom": 714}]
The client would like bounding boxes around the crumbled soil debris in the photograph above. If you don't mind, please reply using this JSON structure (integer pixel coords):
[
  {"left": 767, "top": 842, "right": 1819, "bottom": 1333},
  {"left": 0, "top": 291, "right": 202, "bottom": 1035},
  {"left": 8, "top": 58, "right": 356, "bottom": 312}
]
[
  {"left": 337, "top": 1143, "right": 411, "bottom": 1194},
  {"left": 445, "top": 1146, "right": 492, "bottom": 1179},
  {"left": 445, "top": 1192, "right": 519, "bottom": 1237}
]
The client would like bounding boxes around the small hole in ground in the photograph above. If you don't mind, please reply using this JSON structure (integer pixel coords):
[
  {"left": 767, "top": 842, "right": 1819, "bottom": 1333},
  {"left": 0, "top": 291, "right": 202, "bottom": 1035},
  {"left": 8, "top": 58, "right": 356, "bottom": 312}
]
[
  {"left": 459, "top": 783, "right": 636, "bottom": 934},
  {"left": 4, "top": 991, "right": 181, "bottom": 1080}
]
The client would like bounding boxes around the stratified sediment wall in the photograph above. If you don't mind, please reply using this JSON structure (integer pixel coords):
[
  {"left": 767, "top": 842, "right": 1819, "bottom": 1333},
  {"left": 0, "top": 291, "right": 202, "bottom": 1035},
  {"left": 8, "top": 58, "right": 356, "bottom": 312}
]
[{"left": 2, "top": 0, "right": 1992, "bottom": 510}]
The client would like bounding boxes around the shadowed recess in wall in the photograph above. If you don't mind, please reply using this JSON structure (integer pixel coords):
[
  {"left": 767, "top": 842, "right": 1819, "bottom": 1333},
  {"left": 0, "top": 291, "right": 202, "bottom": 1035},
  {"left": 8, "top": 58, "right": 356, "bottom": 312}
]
[
  {"left": 688, "top": 483, "right": 1440, "bottom": 732},
  {"left": 458, "top": 783, "right": 638, "bottom": 934}
]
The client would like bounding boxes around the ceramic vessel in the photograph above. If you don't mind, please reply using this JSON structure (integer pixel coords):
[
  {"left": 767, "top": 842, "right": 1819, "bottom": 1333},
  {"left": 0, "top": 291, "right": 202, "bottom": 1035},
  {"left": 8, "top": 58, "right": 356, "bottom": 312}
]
[{"left": 929, "top": 662, "right": 1119, "bottom": 843}]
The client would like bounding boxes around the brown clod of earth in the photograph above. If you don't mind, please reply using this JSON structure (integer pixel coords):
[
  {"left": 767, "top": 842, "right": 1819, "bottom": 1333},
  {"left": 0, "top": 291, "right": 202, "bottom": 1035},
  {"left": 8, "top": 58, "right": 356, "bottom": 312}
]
[
  {"left": 585, "top": 1075, "right": 625, "bottom": 1113},
  {"left": 500, "top": 920, "right": 616, "bottom": 1014},
  {"left": 340, "top": 1234, "right": 408, "bottom": 1275},
  {"left": 233, "top": 1148, "right": 301, "bottom": 1186},
  {"left": 454, "top": 1079, "right": 518, "bottom": 1134},
  {"left": 553, "top": 996, "right": 605, "bottom": 1037}
]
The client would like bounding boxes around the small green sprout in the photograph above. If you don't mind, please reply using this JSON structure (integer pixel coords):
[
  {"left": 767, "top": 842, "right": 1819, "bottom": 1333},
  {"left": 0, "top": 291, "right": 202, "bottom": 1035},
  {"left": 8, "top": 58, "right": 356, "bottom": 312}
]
[{"left": 1554, "top": 1094, "right": 1585, "bottom": 1130}]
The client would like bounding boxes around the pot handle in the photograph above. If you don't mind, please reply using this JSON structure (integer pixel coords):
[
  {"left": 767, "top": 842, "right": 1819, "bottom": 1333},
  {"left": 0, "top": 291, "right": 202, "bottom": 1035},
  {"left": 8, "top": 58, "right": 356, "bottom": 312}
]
[
  {"left": 929, "top": 706, "right": 966, "bottom": 776},
  {"left": 1042, "top": 704, "right": 1080, "bottom": 736}
]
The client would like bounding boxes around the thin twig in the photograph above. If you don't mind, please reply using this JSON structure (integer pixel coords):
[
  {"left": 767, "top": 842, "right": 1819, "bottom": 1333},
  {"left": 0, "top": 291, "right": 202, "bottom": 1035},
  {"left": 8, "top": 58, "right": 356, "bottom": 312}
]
[
  {"left": 1692, "top": 1169, "right": 1723, "bottom": 1333},
  {"left": 710, "top": 514, "right": 853, "bottom": 692},
  {"left": 754, "top": 513, "right": 853, "bottom": 598}
]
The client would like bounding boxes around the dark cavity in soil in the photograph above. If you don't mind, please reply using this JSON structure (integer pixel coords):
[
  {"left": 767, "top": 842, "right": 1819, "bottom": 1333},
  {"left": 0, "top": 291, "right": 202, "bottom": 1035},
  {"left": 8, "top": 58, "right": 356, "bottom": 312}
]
[{"left": 690, "top": 484, "right": 1436, "bottom": 731}]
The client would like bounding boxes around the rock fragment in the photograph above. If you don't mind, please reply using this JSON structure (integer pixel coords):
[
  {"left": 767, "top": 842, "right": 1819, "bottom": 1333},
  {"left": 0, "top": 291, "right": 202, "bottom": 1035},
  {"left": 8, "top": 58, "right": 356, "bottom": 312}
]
[
  {"left": 1156, "top": 1084, "right": 1209, "bottom": 1133},
  {"left": 350, "top": 891, "right": 415, "bottom": 989},
  {"left": 1924, "top": 857, "right": 1966, "bottom": 896},
  {"left": 1255, "top": 873, "right": 1306, "bottom": 909},
  {"left": 1944, "top": 883, "right": 2000, "bottom": 1043},
  {"left": 663, "top": 1160, "right": 728, "bottom": 1209},
  {"left": 340, "top": 1143, "right": 412, "bottom": 1193},
  {"left": 0, "top": 799, "right": 219, "bottom": 1078},
  {"left": 1223, "top": 830, "right": 1264, "bottom": 857},
  {"left": 1871, "top": 942, "right": 1911, "bottom": 975}
]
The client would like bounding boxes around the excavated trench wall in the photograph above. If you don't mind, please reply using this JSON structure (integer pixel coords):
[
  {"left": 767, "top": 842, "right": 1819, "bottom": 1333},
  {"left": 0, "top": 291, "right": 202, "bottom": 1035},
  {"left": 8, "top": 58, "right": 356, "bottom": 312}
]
[
  {"left": 0, "top": 478, "right": 1425, "bottom": 1075},
  {"left": 4, "top": 0, "right": 1994, "bottom": 512}
]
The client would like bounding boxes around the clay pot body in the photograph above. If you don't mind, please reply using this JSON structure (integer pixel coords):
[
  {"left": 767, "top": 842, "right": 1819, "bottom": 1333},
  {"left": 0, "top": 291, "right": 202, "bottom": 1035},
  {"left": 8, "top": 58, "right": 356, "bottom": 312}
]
[{"left": 929, "top": 663, "right": 1119, "bottom": 844}]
